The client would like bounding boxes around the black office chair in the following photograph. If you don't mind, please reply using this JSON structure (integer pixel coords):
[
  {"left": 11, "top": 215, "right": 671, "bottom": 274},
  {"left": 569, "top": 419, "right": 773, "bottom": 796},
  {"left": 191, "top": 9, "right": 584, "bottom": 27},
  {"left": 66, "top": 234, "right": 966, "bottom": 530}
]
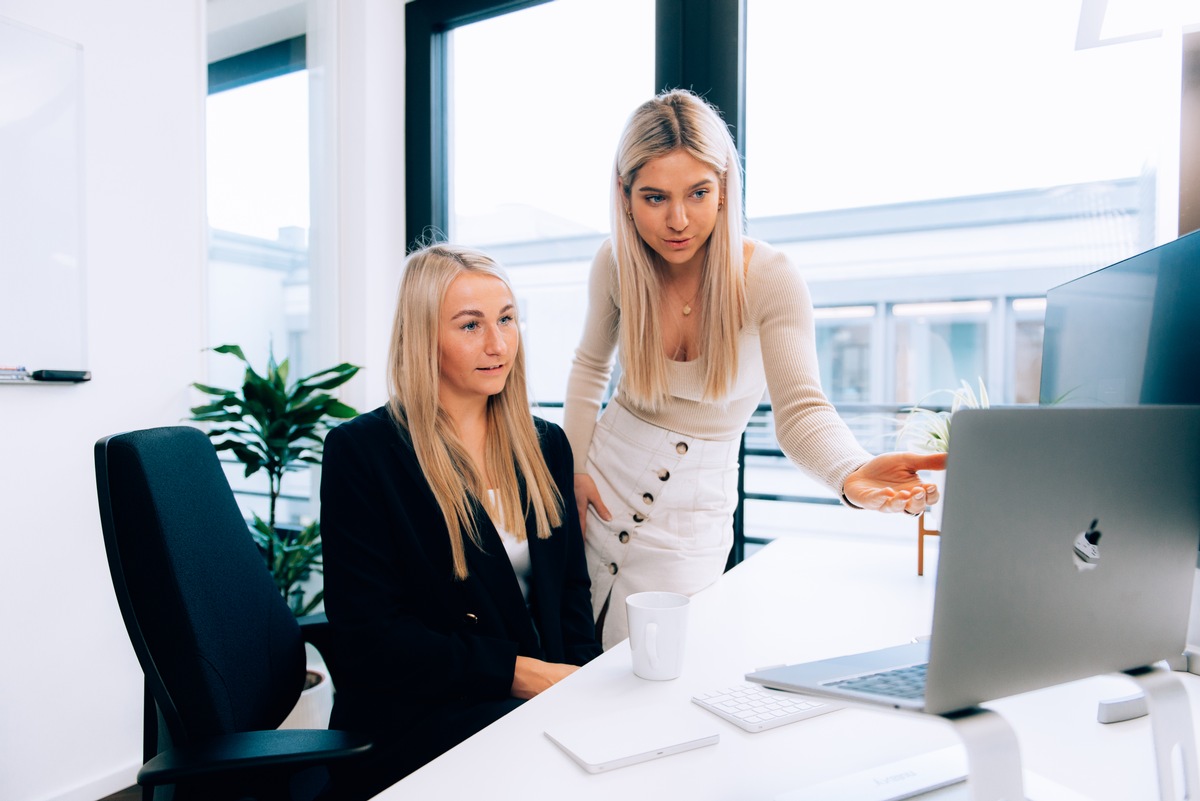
[{"left": 94, "top": 426, "right": 371, "bottom": 801}]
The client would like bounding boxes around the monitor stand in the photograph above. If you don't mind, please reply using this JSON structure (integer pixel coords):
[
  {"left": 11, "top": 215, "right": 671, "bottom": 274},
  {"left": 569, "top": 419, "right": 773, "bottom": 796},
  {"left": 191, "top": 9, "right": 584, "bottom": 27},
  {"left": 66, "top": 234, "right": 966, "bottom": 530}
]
[
  {"left": 947, "top": 671, "right": 1196, "bottom": 801},
  {"left": 940, "top": 706, "right": 1025, "bottom": 801},
  {"left": 1123, "top": 664, "right": 1199, "bottom": 801},
  {"left": 1099, "top": 565, "right": 1200, "bottom": 721},
  {"left": 1186, "top": 564, "right": 1200, "bottom": 675}
]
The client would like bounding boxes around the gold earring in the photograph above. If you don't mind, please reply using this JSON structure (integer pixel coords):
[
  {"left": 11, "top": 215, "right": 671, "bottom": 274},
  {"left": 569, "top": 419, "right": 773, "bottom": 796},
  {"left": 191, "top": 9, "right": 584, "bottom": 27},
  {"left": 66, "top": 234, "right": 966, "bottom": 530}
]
[{"left": 626, "top": 209, "right": 633, "bottom": 220}]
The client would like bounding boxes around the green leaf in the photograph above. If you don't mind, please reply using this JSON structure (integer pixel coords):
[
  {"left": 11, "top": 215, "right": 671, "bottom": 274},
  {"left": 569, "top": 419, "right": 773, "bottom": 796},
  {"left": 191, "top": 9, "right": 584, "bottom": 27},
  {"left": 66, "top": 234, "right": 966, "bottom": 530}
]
[
  {"left": 323, "top": 400, "right": 359, "bottom": 419},
  {"left": 297, "top": 362, "right": 360, "bottom": 382},
  {"left": 294, "top": 589, "right": 326, "bottom": 617},
  {"left": 211, "top": 343, "right": 248, "bottom": 362},
  {"left": 191, "top": 382, "right": 237, "bottom": 397},
  {"left": 189, "top": 345, "right": 360, "bottom": 616},
  {"left": 303, "top": 375, "right": 359, "bottom": 393},
  {"left": 191, "top": 411, "right": 246, "bottom": 424}
]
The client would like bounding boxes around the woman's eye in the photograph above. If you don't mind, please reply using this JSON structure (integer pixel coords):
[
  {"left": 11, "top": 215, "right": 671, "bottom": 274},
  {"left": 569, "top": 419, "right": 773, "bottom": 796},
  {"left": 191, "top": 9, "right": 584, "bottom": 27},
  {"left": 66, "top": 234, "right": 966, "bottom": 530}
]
[
  {"left": 499, "top": 314, "right": 515, "bottom": 325},
  {"left": 461, "top": 321, "right": 478, "bottom": 331},
  {"left": 693, "top": 189, "right": 710, "bottom": 200},
  {"left": 645, "top": 194, "right": 664, "bottom": 204}
]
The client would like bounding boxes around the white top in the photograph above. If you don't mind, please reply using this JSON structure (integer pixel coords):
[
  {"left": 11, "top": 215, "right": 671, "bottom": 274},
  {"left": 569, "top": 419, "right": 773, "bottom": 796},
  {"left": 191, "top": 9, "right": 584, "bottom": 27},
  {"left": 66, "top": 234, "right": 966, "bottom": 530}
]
[
  {"left": 488, "top": 490, "right": 531, "bottom": 601},
  {"left": 563, "top": 239, "right": 871, "bottom": 493}
]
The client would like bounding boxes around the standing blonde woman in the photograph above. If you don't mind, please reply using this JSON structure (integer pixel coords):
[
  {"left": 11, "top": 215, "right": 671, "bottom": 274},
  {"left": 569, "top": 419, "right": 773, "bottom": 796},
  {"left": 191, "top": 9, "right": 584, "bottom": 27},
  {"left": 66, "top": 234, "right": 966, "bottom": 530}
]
[
  {"left": 565, "top": 89, "right": 947, "bottom": 650},
  {"left": 321, "top": 244, "right": 600, "bottom": 797}
]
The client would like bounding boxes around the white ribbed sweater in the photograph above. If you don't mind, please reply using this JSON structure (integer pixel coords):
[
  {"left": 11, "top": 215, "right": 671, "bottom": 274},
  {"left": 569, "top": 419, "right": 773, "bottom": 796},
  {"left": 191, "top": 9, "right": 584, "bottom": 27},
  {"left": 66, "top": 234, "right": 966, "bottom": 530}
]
[{"left": 562, "top": 238, "right": 871, "bottom": 496}]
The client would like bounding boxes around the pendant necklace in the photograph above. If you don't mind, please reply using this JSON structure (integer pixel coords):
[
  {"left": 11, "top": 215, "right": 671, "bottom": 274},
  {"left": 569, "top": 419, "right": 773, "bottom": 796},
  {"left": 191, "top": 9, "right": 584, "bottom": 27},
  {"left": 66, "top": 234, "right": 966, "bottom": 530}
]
[{"left": 668, "top": 282, "right": 701, "bottom": 316}]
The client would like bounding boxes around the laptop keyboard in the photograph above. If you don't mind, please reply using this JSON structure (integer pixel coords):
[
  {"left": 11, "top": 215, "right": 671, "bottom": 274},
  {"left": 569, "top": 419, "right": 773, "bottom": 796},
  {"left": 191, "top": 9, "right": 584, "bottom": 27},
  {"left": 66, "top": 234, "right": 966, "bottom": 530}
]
[
  {"left": 692, "top": 683, "right": 839, "bottom": 732},
  {"left": 827, "top": 662, "right": 928, "bottom": 700}
]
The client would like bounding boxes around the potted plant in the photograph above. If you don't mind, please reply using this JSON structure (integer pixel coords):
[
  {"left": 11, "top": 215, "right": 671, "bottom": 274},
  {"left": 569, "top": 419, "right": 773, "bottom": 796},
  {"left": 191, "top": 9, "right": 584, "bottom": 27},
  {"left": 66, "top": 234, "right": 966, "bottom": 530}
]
[
  {"left": 897, "top": 378, "right": 989, "bottom": 534},
  {"left": 188, "top": 344, "right": 361, "bottom": 616},
  {"left": 897, "top": 378, "right": 990, "bottom": 455}
]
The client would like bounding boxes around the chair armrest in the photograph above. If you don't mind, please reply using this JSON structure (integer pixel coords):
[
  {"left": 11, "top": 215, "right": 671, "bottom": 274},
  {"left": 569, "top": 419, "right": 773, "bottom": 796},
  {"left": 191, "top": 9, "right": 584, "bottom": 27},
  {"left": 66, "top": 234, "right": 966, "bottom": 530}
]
[
  {"left": 138, "top": 729, "right": 372, "bottom": 786},
  {"left": 297, "top": 612, "right": 333, "bottom": 657},
  {"left": 297, "top": 612, "right": 348, "bottom": 689}
]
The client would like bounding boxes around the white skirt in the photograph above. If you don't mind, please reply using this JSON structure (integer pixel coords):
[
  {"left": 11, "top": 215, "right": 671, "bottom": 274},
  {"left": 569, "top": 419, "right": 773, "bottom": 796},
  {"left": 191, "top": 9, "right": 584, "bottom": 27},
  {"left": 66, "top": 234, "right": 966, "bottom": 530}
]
[{"left": 584, "top": 401, "right": 741, "bottom": 650}]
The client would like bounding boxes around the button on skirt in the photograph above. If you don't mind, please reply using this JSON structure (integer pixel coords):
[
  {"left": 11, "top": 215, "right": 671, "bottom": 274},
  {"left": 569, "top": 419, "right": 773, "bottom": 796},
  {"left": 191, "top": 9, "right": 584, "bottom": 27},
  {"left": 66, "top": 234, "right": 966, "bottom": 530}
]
[{"left": 583, "top": 401, "right": 740, "bottom": 650}]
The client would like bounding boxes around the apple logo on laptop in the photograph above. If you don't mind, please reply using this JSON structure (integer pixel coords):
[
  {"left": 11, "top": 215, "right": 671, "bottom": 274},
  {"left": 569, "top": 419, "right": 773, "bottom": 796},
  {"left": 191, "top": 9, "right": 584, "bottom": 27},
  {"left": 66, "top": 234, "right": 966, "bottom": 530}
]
[{"left": 1072, "top": 519, "right": 1102, "bottom": 571}]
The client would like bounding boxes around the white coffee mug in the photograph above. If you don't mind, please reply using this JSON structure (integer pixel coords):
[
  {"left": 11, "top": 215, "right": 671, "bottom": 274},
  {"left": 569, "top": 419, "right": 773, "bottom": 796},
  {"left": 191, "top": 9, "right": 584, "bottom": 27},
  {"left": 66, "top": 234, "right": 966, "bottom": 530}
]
[{"left": 626, "top": 591, "right": 690, "bottom": 680}]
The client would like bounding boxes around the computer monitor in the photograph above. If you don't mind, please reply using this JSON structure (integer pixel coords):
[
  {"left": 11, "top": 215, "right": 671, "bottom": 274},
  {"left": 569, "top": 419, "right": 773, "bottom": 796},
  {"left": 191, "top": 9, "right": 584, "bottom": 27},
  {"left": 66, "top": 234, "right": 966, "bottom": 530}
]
[
  {"left": 1039, "top": 228, "right": 1200, "bottom": 632},
  {"left": 1039, "top": 228, "right": 1200, "bottom": 408}
]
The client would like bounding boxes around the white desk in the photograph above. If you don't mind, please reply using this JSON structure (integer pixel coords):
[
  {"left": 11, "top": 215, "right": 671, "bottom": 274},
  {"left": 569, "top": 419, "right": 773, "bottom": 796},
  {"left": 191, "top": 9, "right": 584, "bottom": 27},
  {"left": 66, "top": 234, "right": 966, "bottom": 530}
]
[{"left": 375, "top": 536, "right": 1199, "bottom": 800}]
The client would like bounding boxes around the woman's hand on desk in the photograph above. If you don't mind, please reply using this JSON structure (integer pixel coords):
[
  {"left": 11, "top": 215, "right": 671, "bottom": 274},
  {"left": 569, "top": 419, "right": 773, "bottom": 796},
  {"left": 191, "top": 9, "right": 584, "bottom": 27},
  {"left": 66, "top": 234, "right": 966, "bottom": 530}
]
[
  {"left": 511, "top": 656, "right": 580, "bottom": 700},
  {"left": 842, "top": 452, "right": 947, "bottom": 515}
]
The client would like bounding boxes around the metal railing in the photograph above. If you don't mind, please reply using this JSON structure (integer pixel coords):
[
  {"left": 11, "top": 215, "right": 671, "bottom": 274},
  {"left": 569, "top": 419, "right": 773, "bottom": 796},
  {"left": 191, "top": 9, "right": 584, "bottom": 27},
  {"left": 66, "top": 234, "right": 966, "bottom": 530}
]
[
  {"left": 223, "top": 400, "right": 946, "bottom": 571},
  {"left": 729, "top": 403, "right": 925, "bottom": 567}
]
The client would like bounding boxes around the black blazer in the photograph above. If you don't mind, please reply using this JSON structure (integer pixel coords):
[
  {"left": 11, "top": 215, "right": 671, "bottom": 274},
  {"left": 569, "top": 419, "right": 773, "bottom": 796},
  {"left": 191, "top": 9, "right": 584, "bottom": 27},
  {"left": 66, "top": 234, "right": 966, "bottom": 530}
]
[{"left": 320, "top": 405, "right": 601, "bottom": 739}]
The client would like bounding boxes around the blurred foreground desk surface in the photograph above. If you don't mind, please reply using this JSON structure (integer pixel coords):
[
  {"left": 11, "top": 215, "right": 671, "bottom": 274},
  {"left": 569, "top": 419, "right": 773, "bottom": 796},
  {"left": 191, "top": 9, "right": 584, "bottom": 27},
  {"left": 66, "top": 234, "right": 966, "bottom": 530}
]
[{"left": 374, "top": 536, "right": 1198, "bottom": 800}]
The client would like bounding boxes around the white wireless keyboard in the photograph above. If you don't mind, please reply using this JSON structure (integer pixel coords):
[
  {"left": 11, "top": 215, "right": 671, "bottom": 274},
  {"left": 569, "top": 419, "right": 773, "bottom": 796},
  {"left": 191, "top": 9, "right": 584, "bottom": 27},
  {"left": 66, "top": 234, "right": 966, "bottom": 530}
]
[{"left": 692, "top": 682, "right": 840, "bottom": 732}]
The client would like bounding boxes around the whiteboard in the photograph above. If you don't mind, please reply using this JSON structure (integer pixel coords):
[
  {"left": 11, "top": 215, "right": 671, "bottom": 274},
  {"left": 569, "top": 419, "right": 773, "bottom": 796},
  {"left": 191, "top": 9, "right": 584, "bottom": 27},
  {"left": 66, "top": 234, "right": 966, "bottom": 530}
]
[{"left": 0, "top": 16, "right": 85, "bottom": 373}]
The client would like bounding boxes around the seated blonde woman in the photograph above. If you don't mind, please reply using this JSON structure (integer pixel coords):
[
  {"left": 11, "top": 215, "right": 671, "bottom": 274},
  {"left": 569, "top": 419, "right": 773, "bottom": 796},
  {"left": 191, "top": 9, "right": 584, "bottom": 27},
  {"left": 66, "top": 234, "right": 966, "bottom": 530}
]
[{"left": 321, "top": 243, "right": 601, "bottom": 798}]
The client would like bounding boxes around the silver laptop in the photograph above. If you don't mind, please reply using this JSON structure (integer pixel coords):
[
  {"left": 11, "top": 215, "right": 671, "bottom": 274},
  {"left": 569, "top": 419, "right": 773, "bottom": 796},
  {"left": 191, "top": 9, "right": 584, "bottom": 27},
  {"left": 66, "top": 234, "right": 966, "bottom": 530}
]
[{"left": 747, "top": 406, "right": 1200, "bottom": 716}]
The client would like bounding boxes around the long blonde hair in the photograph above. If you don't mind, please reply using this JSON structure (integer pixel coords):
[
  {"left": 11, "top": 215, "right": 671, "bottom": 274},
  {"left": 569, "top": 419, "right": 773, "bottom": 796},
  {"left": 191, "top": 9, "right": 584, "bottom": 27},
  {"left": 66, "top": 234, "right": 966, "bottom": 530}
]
[
  {"left": 386, "top": 243, "right": 563, "bottom": 580},
  {"left": 612, "top": 88, "right": 746, "bottom": 409}
]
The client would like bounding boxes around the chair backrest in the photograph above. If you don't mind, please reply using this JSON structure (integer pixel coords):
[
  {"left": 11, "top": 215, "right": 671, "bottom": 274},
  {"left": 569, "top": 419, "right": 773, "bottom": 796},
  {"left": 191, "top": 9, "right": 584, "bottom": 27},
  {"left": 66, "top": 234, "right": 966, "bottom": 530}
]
[{"left": 95, "top": 426, "right": 306, "bottom": 748}]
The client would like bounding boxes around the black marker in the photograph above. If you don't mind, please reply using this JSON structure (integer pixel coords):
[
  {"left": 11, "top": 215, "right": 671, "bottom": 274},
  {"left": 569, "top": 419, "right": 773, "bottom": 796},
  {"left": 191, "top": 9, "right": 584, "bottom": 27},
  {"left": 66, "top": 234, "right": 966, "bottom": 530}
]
[{"left": 31, "top": 370, "right": 91, "bottom": 382}]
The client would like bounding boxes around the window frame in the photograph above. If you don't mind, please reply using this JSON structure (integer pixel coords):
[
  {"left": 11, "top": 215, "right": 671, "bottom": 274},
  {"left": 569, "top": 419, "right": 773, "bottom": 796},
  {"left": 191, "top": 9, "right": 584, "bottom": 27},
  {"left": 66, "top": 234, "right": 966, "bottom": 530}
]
[
  {"left": 404, "top": 0, "right": 747, "bottom": 247},
  {"left": 208, "top": 35, "right": 306, "bottom": 96},
  {"left": 205, "top": 36, "right": 315, "bottom": 520},
  {"left": 403, "top": 0, "right": 1196, "bottom": 557}
]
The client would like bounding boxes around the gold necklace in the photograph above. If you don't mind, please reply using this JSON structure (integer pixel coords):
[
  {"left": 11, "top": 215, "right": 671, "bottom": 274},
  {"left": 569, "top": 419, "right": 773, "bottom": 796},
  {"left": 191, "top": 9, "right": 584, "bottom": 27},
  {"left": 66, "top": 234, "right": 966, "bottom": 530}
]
[{"left": 666, "top": 282, "right": 701, "bottom": 316}]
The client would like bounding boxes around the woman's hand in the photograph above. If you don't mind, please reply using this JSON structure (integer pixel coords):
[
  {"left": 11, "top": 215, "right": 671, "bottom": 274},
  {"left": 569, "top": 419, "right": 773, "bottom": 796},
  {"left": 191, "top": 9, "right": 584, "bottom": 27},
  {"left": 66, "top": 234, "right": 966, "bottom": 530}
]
[
  {"left": 573, "top": 472, "right": 611, "bottom": 536},
  {"left": 842, "top": 452, "right": 947, "bottom": 516},
  {"left": 511, "top": 656, "right": 580, "bottom": 700}
]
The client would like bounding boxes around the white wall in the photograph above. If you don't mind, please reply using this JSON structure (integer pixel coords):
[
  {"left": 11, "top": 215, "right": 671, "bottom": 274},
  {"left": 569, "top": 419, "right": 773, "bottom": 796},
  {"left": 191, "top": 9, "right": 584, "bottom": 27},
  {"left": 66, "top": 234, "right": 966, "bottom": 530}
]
[
  {"left": 0, "top": 1, "right": 404, "bottom": 798},
  {"left": 0, "top": 2, "right": 206, "bottom": 800},
  {"left": 327, "top": 0, "right": 407, "bottom": 412}
]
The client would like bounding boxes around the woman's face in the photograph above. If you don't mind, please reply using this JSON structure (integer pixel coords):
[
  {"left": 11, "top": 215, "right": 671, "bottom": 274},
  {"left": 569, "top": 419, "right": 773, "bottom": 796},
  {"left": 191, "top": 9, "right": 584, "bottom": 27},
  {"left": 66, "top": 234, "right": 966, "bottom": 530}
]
[
  {"left": 437, "top": 272, "right": 519, "bottom": 412},
  {"left": 627, "top": 149, "right": 722, "bottom": 273}
]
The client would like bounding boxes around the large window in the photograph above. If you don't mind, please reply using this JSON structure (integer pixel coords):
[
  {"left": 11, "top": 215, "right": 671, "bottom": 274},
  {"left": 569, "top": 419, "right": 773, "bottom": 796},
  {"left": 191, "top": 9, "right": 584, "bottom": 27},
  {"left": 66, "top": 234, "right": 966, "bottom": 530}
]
[
  {"left": 891, "top": 301, "right": 992, "bottom": 405},
  {"left": 207, "top": 53, "right": 310, "bottom": 384},
  {"left": 448, "top": 0, "right": 652, "bottom": 246},
  {"left": 408, "top": 0, "right": 1193, "bottom": 541},
  {"left": 415, "top": 0, "right": 1182, "bottom": 411},
  {"left": 746, "top": 0, "right": 1176, "bottom": 410},
  {"left": 738, "top": 1, "right": 1180, "bottom": 535},
  {"left": 429, "top": 0, "right": 655, "bottom": 404},
  {"left": 206, "top": 39, "right": 313, "bottom": 526},
  {"left": 814, "top": 306, "right": 877, "bottom": 404}
]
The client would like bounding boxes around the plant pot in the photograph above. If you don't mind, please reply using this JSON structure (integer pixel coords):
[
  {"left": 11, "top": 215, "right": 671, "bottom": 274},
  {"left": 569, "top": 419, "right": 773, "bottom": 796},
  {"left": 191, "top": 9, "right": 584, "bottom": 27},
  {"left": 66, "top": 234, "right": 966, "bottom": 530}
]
[{"left": 279, "top": 666, "right": 334, "bottom": 730}]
